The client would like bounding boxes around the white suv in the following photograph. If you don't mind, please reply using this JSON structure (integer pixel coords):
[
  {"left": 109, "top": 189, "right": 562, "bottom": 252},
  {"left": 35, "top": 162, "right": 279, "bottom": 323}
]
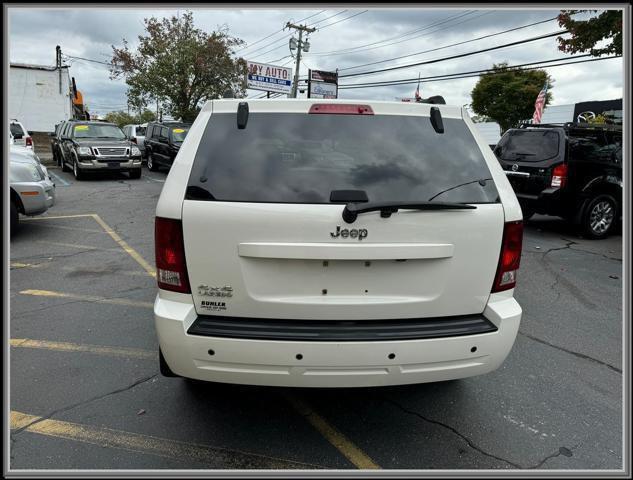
[{"left": 154, "top": 99, "right": 523, "bottom": 388}]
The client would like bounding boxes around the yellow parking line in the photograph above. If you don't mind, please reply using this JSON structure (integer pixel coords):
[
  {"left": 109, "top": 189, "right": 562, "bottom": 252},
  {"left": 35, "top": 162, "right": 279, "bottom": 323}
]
[
  {"left": 21, "top": 214, "right": 96, "bottom": 220},
  {"left": 10, "top": 411, "right": 319, "bottom": 469},
  {"left": 19, "top": 289, "right": 153, "bottom": 309},
  {"left": 91, "top": 214, "right": 156, "bottom": 278},
  {"left": 36, "top": 240, "right": 123, "bottom": 253},
  {"left": 284, "top": 395, "right": 381, "bottom": 470},
  {"left": 10, "top": 338, "right": 155, "bottom": 360}
]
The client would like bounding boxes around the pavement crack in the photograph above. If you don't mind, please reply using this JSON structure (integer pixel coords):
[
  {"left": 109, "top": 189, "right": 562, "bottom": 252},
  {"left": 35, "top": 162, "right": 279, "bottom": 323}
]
[
  {"left": 11, "top": 373, "right": 158, "bottom": 438},
  {"left": 519, "top": 332, "right": 621, "bottom": 373},
  {"left": 542, "top": 240, "right": 576, "bottom": 258},
  {"left": 382, "top": 396, "right": 522, "bottom": 469}
]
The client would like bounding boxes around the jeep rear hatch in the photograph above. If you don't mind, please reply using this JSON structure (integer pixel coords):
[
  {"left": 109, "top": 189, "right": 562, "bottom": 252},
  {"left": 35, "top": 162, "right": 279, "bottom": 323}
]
[{"left": 180, "top": 105, "right": 505, "bottom": 320}]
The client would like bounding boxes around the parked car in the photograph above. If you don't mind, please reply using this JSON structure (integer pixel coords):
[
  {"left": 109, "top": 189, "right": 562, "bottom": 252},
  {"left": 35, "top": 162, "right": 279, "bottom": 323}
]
[
  {"left": 122, "top": 123, "right": 148, "bottom": 160},
  {"left": 10, "top": 119, "right": 34, "bottom": 150},
  {"left": 145, "top": 121, "right": 191, "bottom": 171},
  {"left": 494, "top": 122, "right": 622, "bottom": 239},
  {"left": 153, "top": 99, "right": 523, "bottom": 388},
  {"left": 50, "top": 120, "right": 74, "bottom": 166},
  {"left": 58, "top": 121, "right": 143, "bottom": 180},
  {"left": 10, "top": 150, "right": 56, "bottom": 233}
]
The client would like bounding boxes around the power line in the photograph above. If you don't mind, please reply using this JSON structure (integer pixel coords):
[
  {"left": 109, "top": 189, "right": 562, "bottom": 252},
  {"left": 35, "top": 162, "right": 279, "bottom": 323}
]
[
  {"left": 309, "top": 10, "right": 476, "bottom": 56},
  {"left": 236, "top": 10, "right": 326, "bottom": 54},
  {"left": 339, "top": 29, "right": 570, "bottom": 79},
  {"left": 306, "top": 10, "right": 348, "bottom": 27},
  {"left": 314, "top": 10, "right": 368, "bottom": 30},
  {"left": 340, "top": 55, "right": 592, "bottom": 87},
  {"left": 62, "top": 54, "right": 111, "bottom": 66},
  {"left": 338, "top": 56, "right": 621, "bottom": 90},
  {"left": 338, "top": 15, "right": 559, "bottom": 72}
]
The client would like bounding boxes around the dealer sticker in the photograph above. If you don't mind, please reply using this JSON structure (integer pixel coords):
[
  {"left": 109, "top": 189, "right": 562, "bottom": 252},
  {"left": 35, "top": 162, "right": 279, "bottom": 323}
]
[{"left": 200, "top": 300, "right": 227, "bottom": 311}]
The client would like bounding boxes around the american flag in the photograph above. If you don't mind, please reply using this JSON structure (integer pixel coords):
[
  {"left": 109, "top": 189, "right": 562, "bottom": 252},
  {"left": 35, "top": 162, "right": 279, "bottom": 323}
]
[{"left": 532, "top": 81, "right": 548, "bottom": 124}]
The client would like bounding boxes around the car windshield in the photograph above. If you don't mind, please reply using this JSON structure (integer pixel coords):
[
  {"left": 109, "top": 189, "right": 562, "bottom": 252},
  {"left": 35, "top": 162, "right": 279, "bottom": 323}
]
[
  {"left": 73, "top": 124, "right": 126, "bottom": 140},
  {"left": 171, "top": 127, "right": 189, "bottom": 142},
  {"left": 496, "top": 129, "right": 560, "bottom": 162},
  {"left": 187, "top": 112, "right": 499, "bottom": 204}
]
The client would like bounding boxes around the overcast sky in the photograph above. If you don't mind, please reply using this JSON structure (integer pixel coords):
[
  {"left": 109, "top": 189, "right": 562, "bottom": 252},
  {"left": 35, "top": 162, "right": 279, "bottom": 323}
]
[{"left": 8, "top": 7, "right": 623, "bottom": 117}]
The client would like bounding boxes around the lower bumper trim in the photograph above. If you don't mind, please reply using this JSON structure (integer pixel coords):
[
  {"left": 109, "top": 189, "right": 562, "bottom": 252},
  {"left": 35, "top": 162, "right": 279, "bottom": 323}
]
[{"left": 187, "top": 314, "right": 498, "bottom": 342}]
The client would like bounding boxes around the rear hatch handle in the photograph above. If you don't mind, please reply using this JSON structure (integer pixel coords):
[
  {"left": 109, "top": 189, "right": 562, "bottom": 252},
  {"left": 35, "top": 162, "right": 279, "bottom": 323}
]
[{"left": 342, "top": 201, "right": 476, "bottom": 224}]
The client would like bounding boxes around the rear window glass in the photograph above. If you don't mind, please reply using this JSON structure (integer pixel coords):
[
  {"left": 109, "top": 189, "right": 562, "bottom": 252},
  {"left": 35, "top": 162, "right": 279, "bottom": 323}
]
[
  {"left": 10, "top": 123, "right": 25, "bottom": 137},
  {"left": 136, "top": 126, "right": 146, "bottom": 136},
  {"left": 187, "top": 113, "right": 499, "bottom": 204},
  {"left": 496, "top": 129, "right": 560, "bottom": 162}
]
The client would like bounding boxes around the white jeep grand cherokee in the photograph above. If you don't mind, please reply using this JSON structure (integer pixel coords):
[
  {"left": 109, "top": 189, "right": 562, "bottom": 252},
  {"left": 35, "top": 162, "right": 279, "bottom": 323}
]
[{"left": 154, "top": 99, "right": 523, "bottom": 388}]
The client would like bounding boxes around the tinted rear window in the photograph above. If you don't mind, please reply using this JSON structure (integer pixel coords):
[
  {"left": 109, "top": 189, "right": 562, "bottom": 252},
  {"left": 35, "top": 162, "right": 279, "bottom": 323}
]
[
  {"left": 187, "top": 113, "right": 499, "bottom": 204},
  {"left": 496, "top": 129, "right": 561, "bottom": 162},
  {"left": 10, "top": 123, "right": 25, "bottom": 136},
  {"left": 135, "top": 126, "right": 146, "bottom": 136}
]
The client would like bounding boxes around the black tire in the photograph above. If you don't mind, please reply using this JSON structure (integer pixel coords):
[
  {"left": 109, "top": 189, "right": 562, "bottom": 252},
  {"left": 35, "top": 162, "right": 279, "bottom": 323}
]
[
  {"left": 129, "top": 168, "right": 142, "bottom": 179},
  {"left": 61, "top": 153, "right": 71, "bottom": 172},
  {"left": 73, "top": 157, "right": 85, "bottom": 181},
  {"left": 581, "top": 194, "right": 618, "bottom": 239},
  {"left": 159, "top": 348, "right": 179, "bottom": 377},
  {"left": 10, "top": 199, "right": 19, "bottom": 234},
  {"left": 147, "top": 152, "right": 158, "bottom": 171}
]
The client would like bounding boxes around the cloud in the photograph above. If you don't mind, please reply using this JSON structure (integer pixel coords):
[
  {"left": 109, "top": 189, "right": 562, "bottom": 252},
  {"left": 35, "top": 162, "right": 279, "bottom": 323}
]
[{"left": 9, "top": 7, "right": 622, "bottom": 112}]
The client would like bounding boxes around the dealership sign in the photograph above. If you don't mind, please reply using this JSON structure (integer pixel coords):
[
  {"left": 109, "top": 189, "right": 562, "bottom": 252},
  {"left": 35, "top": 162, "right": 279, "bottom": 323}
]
[
  {"left": 246, "top": 61, "right": 293, "bottom": 94},
  {"left": 308, "top": 69, "right": 338, "bottom": 99}
]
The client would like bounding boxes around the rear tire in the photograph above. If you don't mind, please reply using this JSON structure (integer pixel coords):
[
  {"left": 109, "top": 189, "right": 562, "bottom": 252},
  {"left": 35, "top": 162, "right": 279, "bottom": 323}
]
[
  {"left": 61, "top": 154, "right": 70, "bottom": 172},
  {"left": 129, "top": 168, "right": 142, "bottom": 179},
  {"left": 581, "top": 194, "right": 617, "bottom": 239},
  {"left": 159, "top": 348, "right": 179, "bottom": 377},
  {"left": 10, "top": 199, "right": 19, "bottom": 234},
  {"left": 147, "top": 152, "right": 158, "bottom": 171}
]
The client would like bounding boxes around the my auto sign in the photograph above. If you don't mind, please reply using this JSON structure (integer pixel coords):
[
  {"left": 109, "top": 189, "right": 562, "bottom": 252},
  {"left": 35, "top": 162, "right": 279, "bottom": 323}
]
[{"left": 246, "top": 61, "right": 293, "bottom": 94}]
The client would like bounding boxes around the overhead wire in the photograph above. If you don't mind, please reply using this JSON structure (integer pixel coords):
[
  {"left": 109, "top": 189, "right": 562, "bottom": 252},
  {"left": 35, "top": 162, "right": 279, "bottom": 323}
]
[{"left": 337, "top": 15, "right": 559, "bottom": 72}]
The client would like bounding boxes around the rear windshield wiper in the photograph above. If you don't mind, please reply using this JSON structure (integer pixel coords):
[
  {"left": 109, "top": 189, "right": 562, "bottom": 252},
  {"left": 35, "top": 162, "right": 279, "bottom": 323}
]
[{"left": 342, "top": 201, "right": 476, "bottom": 224}]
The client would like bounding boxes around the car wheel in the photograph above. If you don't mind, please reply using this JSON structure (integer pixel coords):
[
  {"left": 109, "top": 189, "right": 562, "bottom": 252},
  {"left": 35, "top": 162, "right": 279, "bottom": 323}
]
[
  {"left": 61, "top": 154, "right": 70, "bottom": 172},
  {"left": 10, "top": 199, "right": 19, "bottom": 234},
  {"left": 73, "top": 157, "right": 85, "bottom": 181},
  {"left": 147, "top": 152, "right": 158, "bottom": 171},
  {"left": 581, "top": 194, "right": 617, "bottom": 239},
  {"left": 159, "top": 348, "right": 179, "bottom": 377},
  {"left": 129, "top": 168, "right": 142, "bottom": 179}
]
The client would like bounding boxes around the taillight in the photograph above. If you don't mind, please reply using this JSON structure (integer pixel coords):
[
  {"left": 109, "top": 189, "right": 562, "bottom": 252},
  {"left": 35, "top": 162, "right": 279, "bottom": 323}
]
[
  {"left": 551, "top": 163, "right": 567, "bottom": 188},
  {"left": 155, "top": 217, "right": 190, "bottom": 293},
  {"left": 25, "top": 136, "right": 33, "bottom": 147},
  {"left": 131, "top": 137, "right": 137, "bottom": 144},
  {"left": 492, "top": 221, "right": 523, "bottom": 293},
  {"left": 309, "top": 104, "right": 374, "bottom": 115}
]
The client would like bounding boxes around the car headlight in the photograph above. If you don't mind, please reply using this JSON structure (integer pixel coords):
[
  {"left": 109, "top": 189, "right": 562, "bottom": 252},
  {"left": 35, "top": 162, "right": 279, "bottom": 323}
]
[
  {"left": 131, "top": 146, "right": 141, "bottom": 157},
  {"left": 76, "top": 146, "right": 92, "bottom": 156}
]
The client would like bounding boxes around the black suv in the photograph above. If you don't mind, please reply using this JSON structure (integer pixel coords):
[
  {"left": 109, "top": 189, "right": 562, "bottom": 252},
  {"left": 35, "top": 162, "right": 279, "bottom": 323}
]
[
  {"left": 58, "top": 121, "right": 143, "bottom": 180},
  {"left": 145, "top": 122, "right": 191, "bottom": 171},
  {"left": 494, "top": 123, "right": 622, "bottom": 239}
]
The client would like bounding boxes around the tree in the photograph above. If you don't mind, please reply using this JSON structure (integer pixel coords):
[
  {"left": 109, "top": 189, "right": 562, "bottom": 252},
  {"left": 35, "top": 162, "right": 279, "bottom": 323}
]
[
  {"left": 470, "top": 63, "right": 553, "bottom": 132},
  {"left": 557, "top": 10, "right": 622, "bottom": 57},
  {"left": 110, "top": 11, "right": 247, "bottom": 122},
  {"left": 104, "top": 111, "right": 137, "bottom": 128}
]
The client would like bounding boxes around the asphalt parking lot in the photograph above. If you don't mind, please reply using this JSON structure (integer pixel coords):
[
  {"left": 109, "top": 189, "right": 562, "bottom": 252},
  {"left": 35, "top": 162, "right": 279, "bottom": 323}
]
[{"left": 9, "top": 165, "right": 623, "bottom": 471}]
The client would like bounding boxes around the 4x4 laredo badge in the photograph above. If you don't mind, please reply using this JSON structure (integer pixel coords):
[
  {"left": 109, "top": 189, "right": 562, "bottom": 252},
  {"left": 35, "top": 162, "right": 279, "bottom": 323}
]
[
  {"left": 330, "top": 226, "right": 368, "bottom": 241},
  {"left": 197, "top": 285, "right": 233, "bottom": 297}
]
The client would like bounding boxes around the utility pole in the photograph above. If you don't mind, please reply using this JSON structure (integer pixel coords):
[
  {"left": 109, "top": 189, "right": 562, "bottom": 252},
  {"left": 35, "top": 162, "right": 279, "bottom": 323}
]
[{"left": 286, "top": 22, "right": 315, "bottom": 98}]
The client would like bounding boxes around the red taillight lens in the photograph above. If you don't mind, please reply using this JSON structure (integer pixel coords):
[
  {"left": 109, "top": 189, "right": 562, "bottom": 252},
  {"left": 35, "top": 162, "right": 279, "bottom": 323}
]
[
  {"left": 551, "top": 163, "right": 567, "bottom": 188},
  {"left": 492, "top": 221, "right": 523, "bottom": 293},
  {"left": 155, "top": 217, "right": 191, "bottom": 293},
  {"left": 309, "top": 104, "right": 374, "bottom": 115},
  {"left": 25, "top": 136, "right": 33, "bottom": 147}
]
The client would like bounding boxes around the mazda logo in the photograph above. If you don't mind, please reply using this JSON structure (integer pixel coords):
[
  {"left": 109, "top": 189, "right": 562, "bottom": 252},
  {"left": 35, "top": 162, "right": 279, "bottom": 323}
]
[{"left": 511, "top": 164, "right": 519, "bottom": 172}]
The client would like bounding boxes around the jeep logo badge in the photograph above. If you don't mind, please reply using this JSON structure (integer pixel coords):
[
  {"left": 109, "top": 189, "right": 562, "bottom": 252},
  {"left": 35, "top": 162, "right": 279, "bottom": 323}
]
[{"left": 330, "top": 226, "right": 368, "bottom": 241}]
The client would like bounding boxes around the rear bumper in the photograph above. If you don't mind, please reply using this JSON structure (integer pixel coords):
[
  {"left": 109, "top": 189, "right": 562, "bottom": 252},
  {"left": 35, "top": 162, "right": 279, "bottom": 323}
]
[{"left": 155, "top": 292, "right": 521, "bottom": 387}]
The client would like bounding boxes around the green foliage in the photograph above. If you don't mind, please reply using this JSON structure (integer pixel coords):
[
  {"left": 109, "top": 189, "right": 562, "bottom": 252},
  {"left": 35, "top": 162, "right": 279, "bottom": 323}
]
[
  {"left": 587, "top": 113, "right": 607, "bottom": 124},
  {"left": 110, "top": 11, "right": 247, "bottom": 123},
  {"left": 470, "top": 63, "right": 553, "bottom": 132},
  {"left": 104, "top": 109, "right": 157, "bottom": 128},
  {"left": 557, "top": 10, "right": 622, "bottom": 57}
]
